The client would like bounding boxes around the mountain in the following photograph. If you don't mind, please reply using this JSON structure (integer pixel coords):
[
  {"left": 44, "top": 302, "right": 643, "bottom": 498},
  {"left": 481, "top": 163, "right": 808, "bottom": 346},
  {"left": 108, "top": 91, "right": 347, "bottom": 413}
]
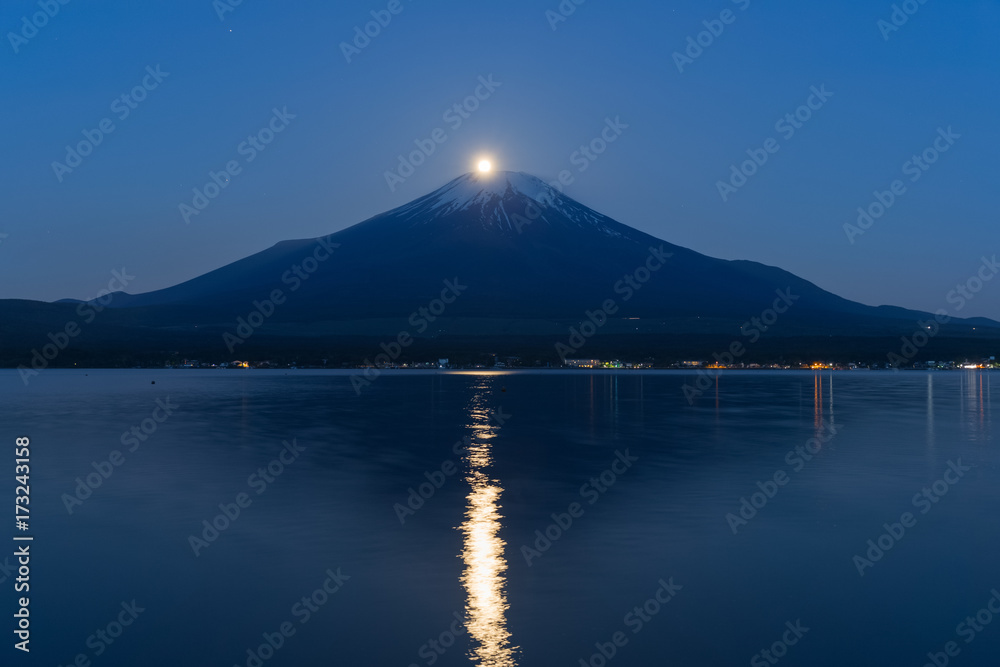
[
  {"left": 101, "top": 171, "right": 993, "bottom": 331},
  {"left": 1, "top": 171, "right": 998, "bottom": 365}
]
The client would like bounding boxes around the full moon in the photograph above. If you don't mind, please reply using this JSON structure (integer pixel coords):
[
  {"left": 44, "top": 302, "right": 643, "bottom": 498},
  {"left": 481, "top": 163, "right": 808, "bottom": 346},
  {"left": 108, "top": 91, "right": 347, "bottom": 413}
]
[{"left": 478, "top": 160, "right": 492, "bottom": 173}]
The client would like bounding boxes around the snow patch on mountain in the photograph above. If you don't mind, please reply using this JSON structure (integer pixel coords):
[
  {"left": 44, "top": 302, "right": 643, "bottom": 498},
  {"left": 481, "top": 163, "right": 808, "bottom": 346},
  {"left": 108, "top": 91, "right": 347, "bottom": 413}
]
[{"left": 392, "top": 171, "right": 636, "bottom": 238}]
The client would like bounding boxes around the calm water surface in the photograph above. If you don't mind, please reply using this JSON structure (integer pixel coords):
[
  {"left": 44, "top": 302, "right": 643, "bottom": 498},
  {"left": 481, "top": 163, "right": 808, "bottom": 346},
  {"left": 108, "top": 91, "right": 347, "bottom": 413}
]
[{"left": 1, "top": 370, "right": 997, "bottom": 666}]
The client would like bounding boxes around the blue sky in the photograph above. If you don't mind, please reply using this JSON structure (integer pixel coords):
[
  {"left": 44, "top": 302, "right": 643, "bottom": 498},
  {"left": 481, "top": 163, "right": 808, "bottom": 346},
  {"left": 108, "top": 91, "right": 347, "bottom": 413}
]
[{"left": 2, "top": 0, "right": 999, "bottom": 319}]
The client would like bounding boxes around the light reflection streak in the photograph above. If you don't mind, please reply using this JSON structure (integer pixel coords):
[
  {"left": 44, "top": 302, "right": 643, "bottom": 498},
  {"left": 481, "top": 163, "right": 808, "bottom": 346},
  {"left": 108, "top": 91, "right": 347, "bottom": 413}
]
[
  {"left": 459, "top": 378, "right": 518, "bottom": 666},
  {"left": 927, "top": 373, "right": 935, "bottom": 449},
  {"left": 958, "top": 370, "right": 991, "bottom": 442},
  {"left": 828, "top": 373, "right": 834, "bottom": 427},
  {"left": 813, "top": 373, "right": 823, "bottom": 431},
  {"left": 715, "top": 374, "right": 720, "bottom": 417}
]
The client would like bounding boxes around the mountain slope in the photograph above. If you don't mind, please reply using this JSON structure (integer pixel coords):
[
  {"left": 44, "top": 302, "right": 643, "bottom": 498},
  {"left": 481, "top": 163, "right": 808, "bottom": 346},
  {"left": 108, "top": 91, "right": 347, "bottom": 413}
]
[
  {"left": 101, "top": 171, "right": 991, "bottom": 336},
  {"left": 1, "top": 171, "right": 997, "bottom": 367}
]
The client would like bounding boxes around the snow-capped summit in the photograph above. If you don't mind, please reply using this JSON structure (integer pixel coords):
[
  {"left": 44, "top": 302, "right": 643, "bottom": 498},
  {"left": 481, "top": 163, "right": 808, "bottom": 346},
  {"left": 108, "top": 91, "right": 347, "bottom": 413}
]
[
  {"left": 428, "top": 171, "right": 555, "bottom": 211},
  {"left": 387, "top": 170, "right": 635, "bottom": 238}
]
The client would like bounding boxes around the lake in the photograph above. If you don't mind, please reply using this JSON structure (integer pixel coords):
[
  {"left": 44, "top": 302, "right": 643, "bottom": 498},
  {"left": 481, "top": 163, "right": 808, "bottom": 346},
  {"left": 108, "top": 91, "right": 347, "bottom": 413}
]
[{"left": 2, "top": 369, "right": 998, "bottom": 666}]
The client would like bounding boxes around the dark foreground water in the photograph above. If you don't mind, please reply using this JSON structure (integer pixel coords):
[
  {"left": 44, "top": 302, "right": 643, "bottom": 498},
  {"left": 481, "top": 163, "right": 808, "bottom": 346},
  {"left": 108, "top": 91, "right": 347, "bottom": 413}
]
[{"left": 1, "top": 369, "right": 998, "bottom": 666}]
